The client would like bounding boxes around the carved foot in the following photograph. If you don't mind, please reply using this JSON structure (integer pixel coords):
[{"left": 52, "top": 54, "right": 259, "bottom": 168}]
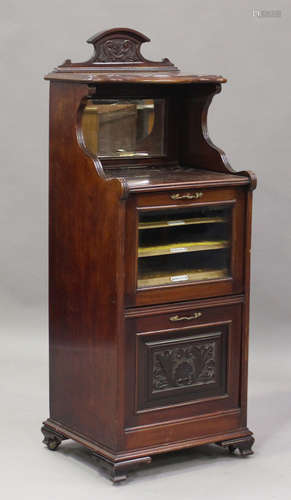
[
  {"left": 91, "top": 454, "right": 152, "bottom": 483},
  {"left": 217, "top": 436, "right": 255, "bottom": 457},
  {"left": 41, "top": 424, "right": 67, "bottom": 451}
]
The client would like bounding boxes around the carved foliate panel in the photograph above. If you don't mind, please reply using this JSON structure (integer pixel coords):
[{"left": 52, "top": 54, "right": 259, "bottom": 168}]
[
  {"left": 95, "top": 38, "right": 140, "bottom": 62},
  {"left": 137, "top": 328, "right": 227, "bottom": 411},
  {"left": 152, "top": 340, "right": 216, "bottom": 392}
]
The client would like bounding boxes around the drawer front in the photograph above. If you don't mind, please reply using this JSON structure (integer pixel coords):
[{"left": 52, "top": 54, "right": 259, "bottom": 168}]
[
  {"left": 125, "top": 187, "right": 246, "bottom": 307},
  {"left": 136, "top": 187, "right": 237, "bottom": 207},
  {"left": 125, "top": 300, "right": 243, "bottom": 429}
]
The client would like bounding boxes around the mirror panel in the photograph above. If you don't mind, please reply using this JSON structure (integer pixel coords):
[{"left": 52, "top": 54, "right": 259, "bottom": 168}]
[{"left": 81, "top": 98, "right": 165, "bottom": 158}]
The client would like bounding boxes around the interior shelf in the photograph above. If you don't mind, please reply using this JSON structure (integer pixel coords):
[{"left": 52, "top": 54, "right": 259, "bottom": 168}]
[
  {"left": 137, "top": 204, "right": 231, "bottom": 288},
  {"left": 138, "top": 267, "right": 228, "bottom": 288},
  {"left": 138, "top": 216, "right": 227, "bottom": 230},
  {"left": 138, "top": 240, "right": 229, "bottom": 258}
]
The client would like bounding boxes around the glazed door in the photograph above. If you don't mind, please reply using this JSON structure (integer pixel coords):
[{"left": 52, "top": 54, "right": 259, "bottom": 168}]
[{"left": 125, "top": 187, "right": 246, "bottom": 306}]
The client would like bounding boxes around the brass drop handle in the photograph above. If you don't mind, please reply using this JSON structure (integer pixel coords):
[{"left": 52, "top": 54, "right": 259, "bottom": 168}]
[
  {"left": 169, "top": 312, "right": 203, "bottom": 322},
  {"left": 170, "top": 192, "right": 203, "bottom": 200}
]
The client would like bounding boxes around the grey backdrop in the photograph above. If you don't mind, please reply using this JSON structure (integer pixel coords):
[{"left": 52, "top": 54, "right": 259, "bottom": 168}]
[{"left": 1, "top": 1, "right": 290, "bottom": 498}]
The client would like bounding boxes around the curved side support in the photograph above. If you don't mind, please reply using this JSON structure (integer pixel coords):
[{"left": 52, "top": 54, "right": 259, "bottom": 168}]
[
  {"left": 56, "top": 82, "right": 126, "bottom": 197},
  {"left": 76, "top": 91, "right": 106, "bottom": 181},
  {"left": 180, "top": 84, "right": 231, "bottom": 174},
  {"left": 181, "top": 84, "right": 256, "bottom": 190},
  {"left": 75, "top": 89, "right": 129, "bottom": 199},
  {"left": 201, "top": 84, "right": 236, "bottom": 174}
]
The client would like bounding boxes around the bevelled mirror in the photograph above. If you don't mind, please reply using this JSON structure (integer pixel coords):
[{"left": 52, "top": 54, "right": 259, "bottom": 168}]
[{"left": 81, "top": 98, "right": 165, "bottom": 158}]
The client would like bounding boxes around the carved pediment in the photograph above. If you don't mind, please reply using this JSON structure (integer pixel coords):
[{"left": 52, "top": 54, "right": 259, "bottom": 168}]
[{"left": 58, "top": 27, "right": 178, "bottom": 72}]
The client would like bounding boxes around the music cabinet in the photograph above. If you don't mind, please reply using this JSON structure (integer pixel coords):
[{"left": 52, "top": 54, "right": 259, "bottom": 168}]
[{"left": 41, "top": 28, "right": 256, "bottom": 483}]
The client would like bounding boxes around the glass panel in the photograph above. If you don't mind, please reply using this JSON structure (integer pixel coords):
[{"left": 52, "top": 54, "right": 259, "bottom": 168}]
[
  {"left": 137, "top": 205, "right": 232, "bottom": 288},
  {"left": 81, "top": 98, "right": 165, "bottom": 158}
]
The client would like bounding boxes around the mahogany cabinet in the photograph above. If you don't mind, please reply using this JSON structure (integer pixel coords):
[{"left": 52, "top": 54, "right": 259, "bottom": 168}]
[{"left": 41, "top": 28, "right": 257, "bottom": 482}]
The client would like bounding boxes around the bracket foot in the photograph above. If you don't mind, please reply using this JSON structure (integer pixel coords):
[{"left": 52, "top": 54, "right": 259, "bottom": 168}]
[
  {"left": 91, "top": 453, "right": 152, "bottom": 483},
  {"left": 217, "top": 436, "right": 255, "bottom": 457},
  {"left": 41, "top": 424, "right": 68, "bottom": 451}
]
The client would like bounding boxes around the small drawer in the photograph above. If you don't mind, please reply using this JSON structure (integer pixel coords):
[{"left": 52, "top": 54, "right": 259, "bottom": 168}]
[
  {"left": 136, "top": 187, "right": 237, "bottom": 208},
  {"left": 134, "top": 304, "right": 217, "bottom": 333}
]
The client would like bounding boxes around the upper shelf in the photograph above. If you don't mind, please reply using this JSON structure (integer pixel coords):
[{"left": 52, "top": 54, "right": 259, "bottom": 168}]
[
  {"left": 105, "top": 166, "right": 250, "bottom": 192},
  {"left": 45, "top": 72, "right": 227, "bottom": 84},
  {"left": 45, "top": 28, "right": 226, "bottom": 85}
]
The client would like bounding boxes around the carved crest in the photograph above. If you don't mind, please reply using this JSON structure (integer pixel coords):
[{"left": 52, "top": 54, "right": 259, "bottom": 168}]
[
  {"left": 94, "top": 38, "right": 140, "bottom": 63},
  {"left": 58, "top": 28, "right": 178, "bottom": 72}
]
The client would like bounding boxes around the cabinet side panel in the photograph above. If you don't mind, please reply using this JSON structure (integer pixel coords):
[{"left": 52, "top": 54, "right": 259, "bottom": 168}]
[
  {"left": 240, "top": 189, "right": 253, "bottom": 426},
  {"left": 48, "top": 82, "right": 125, "bottom": 450}
]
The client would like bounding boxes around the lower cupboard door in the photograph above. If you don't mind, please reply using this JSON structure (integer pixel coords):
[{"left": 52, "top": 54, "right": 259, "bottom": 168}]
[{"left": 125, "top": 303, "right": 242, "bottom": 428}]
